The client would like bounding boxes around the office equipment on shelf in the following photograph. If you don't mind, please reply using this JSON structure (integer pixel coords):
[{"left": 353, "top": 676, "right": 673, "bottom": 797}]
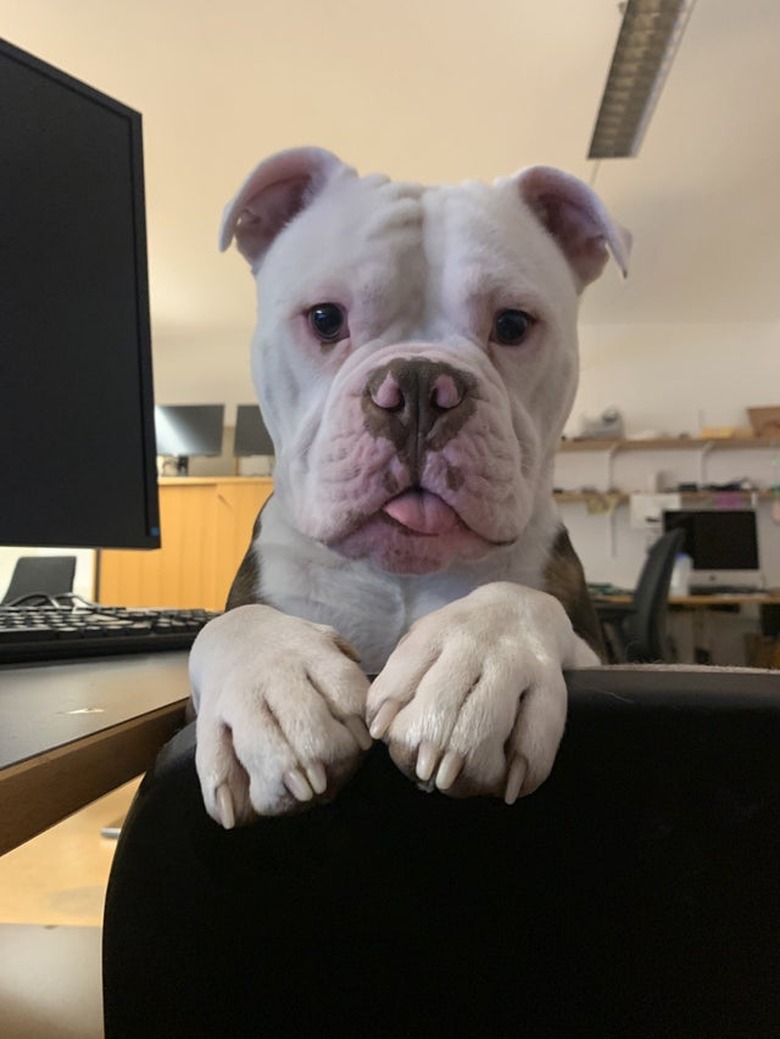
[
  {"left": 1, "top": 39, "right": 159, "bottom": 550},
  {"left": 662, "top": 509, "right": 762, "bottom": 592},
  {"left": 578, "top": 406, "right": 624, "bottom": 439},
  {"left": 593, "top": 528, "right": 685, "bottom": 663},
  {"left": 234, "top": 404, "right": 275, "bottom": 457},
  {"left": 0, "top": 599, "right": 218, "bottom": 664},
  {"left": 154, "top": 404, "right": 226, "bottom": 475},
  {"left": 1, "top": 556, "right": 77, "bottom": 604}
]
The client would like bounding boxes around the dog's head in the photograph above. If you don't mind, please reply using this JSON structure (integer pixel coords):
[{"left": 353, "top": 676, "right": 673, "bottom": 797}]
[{"left": 221, "top": 148, "right": 629, "bottom": 575}]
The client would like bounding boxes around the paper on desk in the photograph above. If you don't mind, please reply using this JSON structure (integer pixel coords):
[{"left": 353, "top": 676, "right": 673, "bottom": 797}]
[{"left": 629, "top": 493, "right": 681, "bottom": 530}]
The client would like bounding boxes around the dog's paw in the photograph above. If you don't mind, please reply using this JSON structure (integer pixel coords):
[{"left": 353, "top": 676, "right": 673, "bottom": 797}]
[
  {"left": 366, "top": 583, "right": 597, "bottom": 803},
  {"left": 189, "top": 605, "right": 371, "bottom": 826}
]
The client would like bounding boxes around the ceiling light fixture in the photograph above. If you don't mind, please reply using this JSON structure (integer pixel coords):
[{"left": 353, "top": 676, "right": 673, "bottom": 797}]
[{"left": 588, "top": 0, "right": 697, "bottom": 160}]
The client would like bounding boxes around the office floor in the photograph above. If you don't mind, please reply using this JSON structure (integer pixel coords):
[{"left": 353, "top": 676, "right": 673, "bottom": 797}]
[{"left": 0, "top": 777, "right": 140, "bottom": 1038}]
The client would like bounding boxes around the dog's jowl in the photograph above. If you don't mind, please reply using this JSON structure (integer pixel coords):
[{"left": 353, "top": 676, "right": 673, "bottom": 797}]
[{"left": 189, "top": 148, "right": 630, "bottom": 826}]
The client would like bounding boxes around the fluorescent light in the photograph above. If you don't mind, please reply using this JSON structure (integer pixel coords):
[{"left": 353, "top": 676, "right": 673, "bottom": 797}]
[{"left": 588, "top": 0, "right": 697, "bottom": 159}]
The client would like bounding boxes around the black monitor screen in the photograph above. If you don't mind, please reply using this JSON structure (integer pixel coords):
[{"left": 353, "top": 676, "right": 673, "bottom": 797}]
[
  {"left": 234, "top": 404, "right": 275, "bottom": 456},
  {"left": 662, "top": 510, "right": 760, "bottom": 571},
  {"left": 0, "top": 39, "right": 160, "bottom": 548},
  {"left": 155, "top": 405, "right": 225, "bottom": 458}
]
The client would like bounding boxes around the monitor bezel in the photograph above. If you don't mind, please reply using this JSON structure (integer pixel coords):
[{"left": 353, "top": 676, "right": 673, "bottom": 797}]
[
  {"left": 154, "top": 404, "right": 226, "bottom": 460},
  {"left": 0, "top": 37, "right": 160, "bottom": 549},
  {"left": 662, "top": 508, "right": 761, "bottom": 581}
]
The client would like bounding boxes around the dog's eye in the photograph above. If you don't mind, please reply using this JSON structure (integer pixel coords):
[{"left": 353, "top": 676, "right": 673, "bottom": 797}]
[
  {"left": 308, "top": 303, "right": 348, "bottom": 343},
  {"left": 492, "top": 309, "right": 535, "bottom": 346}
]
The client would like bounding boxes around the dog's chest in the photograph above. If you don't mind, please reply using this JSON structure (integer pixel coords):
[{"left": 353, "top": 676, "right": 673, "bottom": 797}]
[{"left": 254, "top": 496, "right": 555, "bottom": 674}]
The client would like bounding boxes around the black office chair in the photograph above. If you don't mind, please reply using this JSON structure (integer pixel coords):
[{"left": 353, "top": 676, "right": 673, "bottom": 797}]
[
  {"left": 103, "top": 666, "right": 780, "bottom": 1038},
  {"left": 1, "top": 555, "right": 77, "bottom": 604},
  {"left": 594, "top": 528, "right": 685, "bottom": 663}
]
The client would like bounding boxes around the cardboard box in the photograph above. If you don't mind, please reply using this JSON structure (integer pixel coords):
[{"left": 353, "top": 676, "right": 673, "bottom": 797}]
[{"left": 745, "top": 634, "right": 780, "bottom": 669}]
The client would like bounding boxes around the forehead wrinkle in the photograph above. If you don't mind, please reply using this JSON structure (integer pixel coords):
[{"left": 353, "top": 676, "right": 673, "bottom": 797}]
[
  {"left": 352, "top": 190, "right": 429, "bottom": 339},
  {"left": 432, "top": 228, "right": 552, "bottom": 341},
  {"left": 457, "top": 263, "right": 548, "bottom": 307},
  {"left": 438, "top": 192, "right": 578, "bottom": 339},
  {"left": 361, "top": 184, "right": 425, "bottom": 241},
  {"left": 273, "top": 214, "right": 425, "bottom": 315}
]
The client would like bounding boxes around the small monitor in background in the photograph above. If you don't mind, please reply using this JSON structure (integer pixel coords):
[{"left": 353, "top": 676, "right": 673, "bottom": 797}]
[
  {"left": 234, "top": 405, "right": 275, "bottom": 457},
  {"left": 155, "top": 404, "right": 225, "bottom": 475},
  {"left": 662, "top": 509, "right": 762, "bottom": 590}
]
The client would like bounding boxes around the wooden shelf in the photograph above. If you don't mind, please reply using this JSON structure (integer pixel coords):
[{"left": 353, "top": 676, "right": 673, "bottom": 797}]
[
  {"left": 556, "top": 437, "right": 780, "bottom": 503},
  {"left": 554, "top": 489, "right": 777, "bottom": 503},
  {"left": 554, "top": 491, "right": 627, "bottom": 504},
  {"left": 558, "top": 436, "right": 779, "bottom": 453}
]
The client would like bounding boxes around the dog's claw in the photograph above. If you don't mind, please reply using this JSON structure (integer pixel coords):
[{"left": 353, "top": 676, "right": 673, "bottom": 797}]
[
  {"left": 306, "top": 761, "right": 328, "bottom": 795},
  {"left": 216, "top": 784, "right": 236, "bottom": 830},
  {"left": 504, "top": 756, "right": 527, "bottom": 805},
  {"left": 369, "top": 700, "right": 401, "bottom": 740},
  {"left": 284, "top": 768, "right": 314, "bottom": 802},
  {"left": 344, "top": 715, "right": 373, "bottom": 751},
  {"left": 416, "top": 741, "right": 439, "bottom": 782},
  {"left": 435, "top": 750, "right": 464, "bottom": 791}
]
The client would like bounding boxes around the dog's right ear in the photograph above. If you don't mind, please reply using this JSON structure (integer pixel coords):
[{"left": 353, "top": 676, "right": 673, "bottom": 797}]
[{"left": 219, "top": 147, "right": 351, "bottom": 268}]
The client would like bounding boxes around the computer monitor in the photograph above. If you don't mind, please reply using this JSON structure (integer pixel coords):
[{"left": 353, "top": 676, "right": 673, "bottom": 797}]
[
  {"left": 662, "top": 509, "right": 762, "bottom": 588},
  {"left": 233, "top": 404, "right": 275, "bottom": 457},
  {"left": 1, "top": 38, "right": 160, "bottom": 549},
  {"left": 154, "top": 404, "right": 225, "bottom": 475}
]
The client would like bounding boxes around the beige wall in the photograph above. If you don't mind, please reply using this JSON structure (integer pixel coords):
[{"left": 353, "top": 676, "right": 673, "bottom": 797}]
[{"left": 571, "top": 320, "right": 780, "bottom": 439}]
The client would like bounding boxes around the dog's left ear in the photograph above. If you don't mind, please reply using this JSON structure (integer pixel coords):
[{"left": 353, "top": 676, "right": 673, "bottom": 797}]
[
  {"left": 514, "top": 166, "right": 631, "bottom": 289},
  {"left": 219, "top": 147, "right": 352, "bottom": 268}
]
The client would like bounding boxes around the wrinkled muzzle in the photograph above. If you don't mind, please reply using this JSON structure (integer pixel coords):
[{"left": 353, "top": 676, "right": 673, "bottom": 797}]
[{"left": 280, "top": 347, "right": 532, "bottom": 575}]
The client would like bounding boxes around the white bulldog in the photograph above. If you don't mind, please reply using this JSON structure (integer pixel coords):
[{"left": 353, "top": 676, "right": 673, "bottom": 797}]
[{"left": 190, "top": 147, "right": 629, "bottom": 827}]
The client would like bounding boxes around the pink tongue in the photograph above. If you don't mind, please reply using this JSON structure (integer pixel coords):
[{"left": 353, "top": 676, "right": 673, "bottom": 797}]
[{"left": 382, "top": 491, "right": 458, "bottom": 535}]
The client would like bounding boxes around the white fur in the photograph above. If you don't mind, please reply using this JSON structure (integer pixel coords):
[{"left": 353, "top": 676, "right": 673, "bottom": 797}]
[{"left": 191, "top": 149, "right": 626, "bottom": 825}]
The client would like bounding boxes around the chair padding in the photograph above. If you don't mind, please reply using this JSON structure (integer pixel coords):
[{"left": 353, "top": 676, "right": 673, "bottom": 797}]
[{"left": 103, "top": 667, "right": 780, "bottom": 1038}]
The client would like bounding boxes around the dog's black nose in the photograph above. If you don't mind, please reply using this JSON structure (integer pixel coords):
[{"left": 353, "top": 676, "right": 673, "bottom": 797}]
[{"left": 363, "top": 359, "right": 476, "bottom": 463}]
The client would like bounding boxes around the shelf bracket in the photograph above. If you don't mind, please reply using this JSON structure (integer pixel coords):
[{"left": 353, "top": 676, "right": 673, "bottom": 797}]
[
  {"left": 698, "top": 441, "right": 715, "bottom": 487},
  {"left": 606, "top": 444, "right": 619, "bottom": 491}
]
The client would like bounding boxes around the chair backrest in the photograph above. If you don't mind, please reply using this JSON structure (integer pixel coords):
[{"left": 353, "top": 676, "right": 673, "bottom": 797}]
[
  {"left": 2, "top": 555, "right": 77, "bottom": 603},
  {"left": 623, "top": 528, "right": 685, "bottom": 662},
  {"left": 103, "top": 668, "right": 780, "bottom": 1038}
]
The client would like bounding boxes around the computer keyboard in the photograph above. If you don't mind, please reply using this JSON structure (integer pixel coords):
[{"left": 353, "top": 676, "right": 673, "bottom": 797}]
[
  {"left": 0, "top": 597, "right": 219, "bottom": 664},
  {"left": 687, "top": 584, "right": 764, "bottom": 596}
]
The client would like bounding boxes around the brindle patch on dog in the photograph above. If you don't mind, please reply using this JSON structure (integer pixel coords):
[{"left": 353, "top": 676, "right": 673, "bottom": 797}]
[
  {"left": 227, "top": 509, "right": 265, "bottom": 610},
  {"left": 544, "top": 527, "right": 606, "bottom": 660}
]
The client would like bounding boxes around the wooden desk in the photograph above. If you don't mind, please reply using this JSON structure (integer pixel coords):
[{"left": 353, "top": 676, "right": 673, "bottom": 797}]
[
  {"left": 0, "top": 653, "right": 190, "bottom": 856},
  {"left": 592, "top": 591, "right": 780, "bottom": 667},
  {"left": 672, "top": 592, "right": 780, "bottom": 608},
  {"left": 593, "top": 592, "right": 780, "bottom": 608}
]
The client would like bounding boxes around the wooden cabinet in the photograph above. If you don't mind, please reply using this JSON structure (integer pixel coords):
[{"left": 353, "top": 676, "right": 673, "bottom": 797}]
[{"left": 98, "top": 477, "right": 273, "bottom": 610}]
